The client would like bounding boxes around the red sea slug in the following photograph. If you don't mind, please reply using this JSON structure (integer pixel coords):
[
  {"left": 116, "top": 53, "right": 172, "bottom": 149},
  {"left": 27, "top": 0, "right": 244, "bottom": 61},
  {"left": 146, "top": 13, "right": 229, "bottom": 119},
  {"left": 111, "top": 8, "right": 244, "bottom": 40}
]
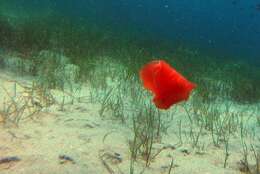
[{"left": 140, "top": 60, "right": 196, "bottom": 109}]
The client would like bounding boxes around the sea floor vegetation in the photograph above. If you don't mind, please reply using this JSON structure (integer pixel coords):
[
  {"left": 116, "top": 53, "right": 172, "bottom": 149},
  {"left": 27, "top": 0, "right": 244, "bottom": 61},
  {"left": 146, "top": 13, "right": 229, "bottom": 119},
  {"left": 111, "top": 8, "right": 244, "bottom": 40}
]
[{"left": 0, "top": 13, "right": 260, "bottom": 174}]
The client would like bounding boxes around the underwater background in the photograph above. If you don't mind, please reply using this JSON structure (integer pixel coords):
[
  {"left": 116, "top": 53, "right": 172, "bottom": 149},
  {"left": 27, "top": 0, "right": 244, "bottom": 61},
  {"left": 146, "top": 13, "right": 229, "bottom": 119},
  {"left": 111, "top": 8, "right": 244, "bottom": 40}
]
[
  {"left": 1, "top": 0, "right": 260, "bottom": 103},
  {"left": 0, "top": 1, "right": 260, "bottom": 174},
  {"left": 1, "top": 0, "right": 260, "bottom": 64}
]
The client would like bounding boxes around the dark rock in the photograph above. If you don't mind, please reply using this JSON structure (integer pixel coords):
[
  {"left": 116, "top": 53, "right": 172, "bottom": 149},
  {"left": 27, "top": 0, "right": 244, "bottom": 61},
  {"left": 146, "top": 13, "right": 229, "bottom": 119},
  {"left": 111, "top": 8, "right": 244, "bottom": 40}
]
[
  {"left": 0, "top": 156, "right": 21, "bottom": 164},
  {"left": 59, "top": 155, "right": 76, "bottom": 164}
]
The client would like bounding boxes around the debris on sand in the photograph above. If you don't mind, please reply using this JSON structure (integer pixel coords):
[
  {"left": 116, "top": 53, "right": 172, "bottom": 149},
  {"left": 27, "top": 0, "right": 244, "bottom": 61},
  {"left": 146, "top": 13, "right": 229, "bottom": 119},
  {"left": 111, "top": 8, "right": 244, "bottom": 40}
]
[
  {"left": 0, "top": 156, "right": 21, "bottom": 164},
  {"left": 59, "top": 155, "right": 76, "bottom": 164}
]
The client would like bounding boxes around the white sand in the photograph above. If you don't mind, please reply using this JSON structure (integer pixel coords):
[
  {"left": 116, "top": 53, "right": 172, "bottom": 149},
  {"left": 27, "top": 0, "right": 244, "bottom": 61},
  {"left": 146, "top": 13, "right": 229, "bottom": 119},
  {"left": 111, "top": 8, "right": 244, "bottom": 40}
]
[{"left": 0, "top": 69, "right": 259, "bottom": 174}]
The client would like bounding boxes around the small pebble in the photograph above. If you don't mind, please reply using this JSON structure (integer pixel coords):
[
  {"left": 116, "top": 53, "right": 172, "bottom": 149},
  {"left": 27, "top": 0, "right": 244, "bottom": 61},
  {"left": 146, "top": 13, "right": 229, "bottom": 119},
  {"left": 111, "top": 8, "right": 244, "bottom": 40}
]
[
  {"left": 0, "top": 156, "right": 21, "bottom": 164},
  {"left": 59, "top": 155, "right": 76, "bottom": 164}
]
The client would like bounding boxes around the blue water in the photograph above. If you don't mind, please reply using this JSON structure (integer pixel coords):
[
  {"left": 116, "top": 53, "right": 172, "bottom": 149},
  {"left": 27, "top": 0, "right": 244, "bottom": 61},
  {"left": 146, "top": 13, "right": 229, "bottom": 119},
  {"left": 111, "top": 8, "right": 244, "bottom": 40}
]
[
  {"left": 54, "top": 0, "right": 260, "bottom": 63},
  {"left": 1, "top": 0, "right": 260, "bottom": 64}
]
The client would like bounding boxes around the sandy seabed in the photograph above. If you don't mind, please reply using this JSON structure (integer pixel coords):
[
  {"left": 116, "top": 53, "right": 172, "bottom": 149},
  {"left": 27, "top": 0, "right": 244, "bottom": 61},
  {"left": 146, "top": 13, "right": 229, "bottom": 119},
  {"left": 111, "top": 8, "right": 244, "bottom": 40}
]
[{"left": 0, "top": 69, "right": 259, "bottom": 174}]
